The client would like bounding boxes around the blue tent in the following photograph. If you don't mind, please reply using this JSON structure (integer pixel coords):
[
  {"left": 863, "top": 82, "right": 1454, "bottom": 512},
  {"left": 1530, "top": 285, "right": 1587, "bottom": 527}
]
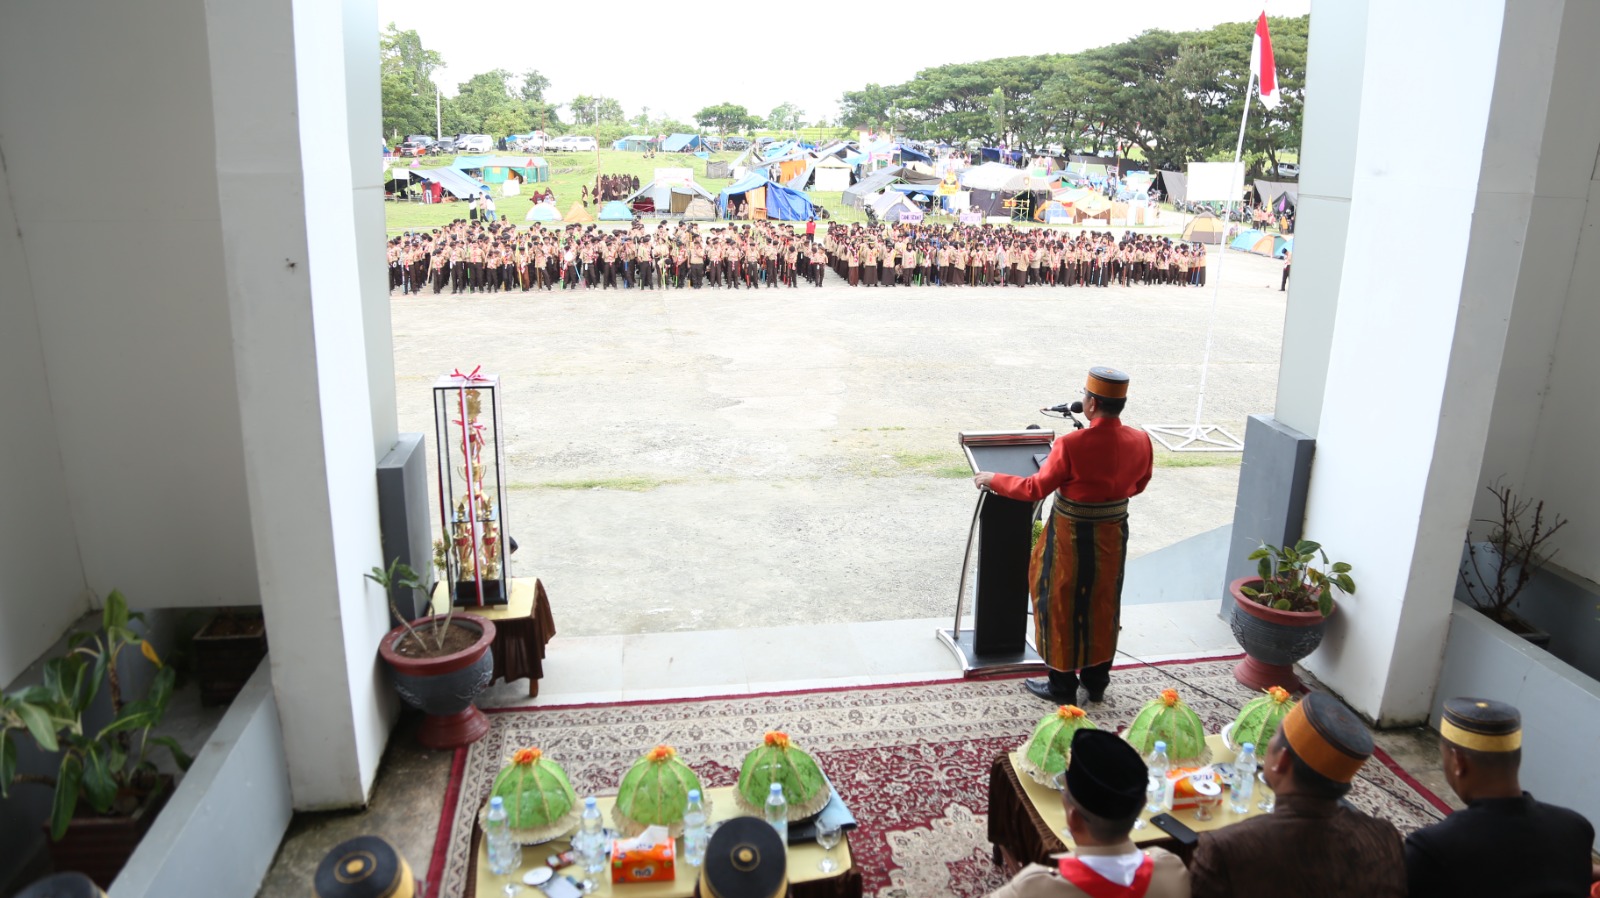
[
  {"left": 525, "top": 203, "right": 561, "bottom": 222},
  {"left": 717, "top": 174, "right": 814, "bottom": 221},
  {"left": 598, "top": 200, "right": 634, "bottom": 221},
  {"left": 662, "top": 134, "right": 702, "bottom": 152},
  {"left": 613, "top": 135, "right": 653, "bottom": 151},
  {"left": 411, "top": 167, "right": 485, "bottom": 199},
  {"left": 1276, "top": 236, "right": 1294, "bottom": 258},
  {"left": 1230, "top": 229, "right": 1266, "bottom": 251},
  {"left": 895, "top": 144, "right": 932, "bottom": 164}
]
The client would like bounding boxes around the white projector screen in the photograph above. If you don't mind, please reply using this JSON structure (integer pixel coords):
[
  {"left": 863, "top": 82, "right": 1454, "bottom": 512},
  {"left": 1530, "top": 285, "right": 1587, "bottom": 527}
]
[{"left": 1186, "top": 162, "right": 1246, "bottom": 203}]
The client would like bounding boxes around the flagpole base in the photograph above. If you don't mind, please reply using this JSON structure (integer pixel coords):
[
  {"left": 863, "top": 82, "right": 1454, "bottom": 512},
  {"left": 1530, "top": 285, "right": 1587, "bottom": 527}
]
[{"left": 1143, "top": 424, "right": 1244, "bottom": 453}]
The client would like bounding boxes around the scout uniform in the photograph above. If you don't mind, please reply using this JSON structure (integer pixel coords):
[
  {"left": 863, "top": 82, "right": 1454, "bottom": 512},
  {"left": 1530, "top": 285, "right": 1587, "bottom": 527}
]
[
  {"left": 1405, "top": 698, "right": 1597, "bottom": 898},
  {"left": 986, "top": 368, "right": 1152, "bottom": 702}
]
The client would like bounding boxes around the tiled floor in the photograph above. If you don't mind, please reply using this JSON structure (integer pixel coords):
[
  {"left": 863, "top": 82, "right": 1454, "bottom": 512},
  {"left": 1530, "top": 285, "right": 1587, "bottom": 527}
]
[{"left": 254, "top": 604, "right": 1470, "bottom": 897}]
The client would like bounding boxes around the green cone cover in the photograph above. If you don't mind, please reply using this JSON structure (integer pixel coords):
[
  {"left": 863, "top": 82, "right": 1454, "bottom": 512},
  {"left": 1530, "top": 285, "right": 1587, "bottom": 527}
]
[
  {"left": 611, "top": 745, "right": 703, "bottom": 837},
  {"left": 1228, "top": 686, "right": 1298, "bottom": 752},
  {"left": 1124, "top": 689, "right": 1211, "bottom": 765},
  {"left": 1019, "top": 705, "right": 1098, "bottom": 785},
  {"left": 484, "top": 747, "right": 580, "bottom": 844},
  {"left": 734, "top": 731, "right": 830, "bottom": 820}
]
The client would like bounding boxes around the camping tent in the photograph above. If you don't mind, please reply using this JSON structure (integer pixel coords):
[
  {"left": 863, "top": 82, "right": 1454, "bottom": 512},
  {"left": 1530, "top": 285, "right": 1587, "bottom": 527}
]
[
  {"left": 681, "top": 197, "right": 716, "bottom": 221},
  {"left": 452, "top": 155, "right": 549, "bottom": 184},
  {"left": 811, "top": 156, "right": 853, "bottom": 191},
  {"left": 842, "top": 165, "right": 939, "bottom": 208},
  {"left": 870, "top": 191, "right": 918, "bottom": 222},
  {"left": 1070, "top": 193, "right": 1112, "bottom": 222},
  {"left": 895, "top": 144, "right": 932, "bottom": 164},
  {"left": 410, "top": 167, "right": 485, "bottom": 199},
  {"left": 1182, "top": 210, "right": 1226, "bottom": 244},
  {"left": 525, "top": 202, "right": 561, "bottom": 222},
  {"left": 625, "top": 176, "right": 716, "bottom": 214},
  {"left": 1277, "top": 236, "right": 1294, "bottom": 258},
  {"left": 705, "top": 160, "right": 732, "bottom": 179},
  {"left": 717, "top": 173, "right": 814, "bottom": 220},
  {"left": 1035, "top": 200, "right": 1074, "bottom": 224},
  {"left": 1253, "top": 179, "right": 1299, "bottom": 212},
  {"left": 1230, "top": 229, "right": 1287, "bottom": 256},
  {"left": 662, "top": 134, "right": 702, "bottom": 153},
  {"left": 960, "top": 162, "right": 1027, "bottom": 192},
  {"left": 598, "top": 201, "right": 634, "bottom": 221},
  {"left": 1158, "top": 170, "right": 1188, "bottom": 204},
  {"left": 613, "top": 135, "right": 654, "bottom": 152},
  {"left": 564, "top": 201, "right": 593, "bottom": 223}
]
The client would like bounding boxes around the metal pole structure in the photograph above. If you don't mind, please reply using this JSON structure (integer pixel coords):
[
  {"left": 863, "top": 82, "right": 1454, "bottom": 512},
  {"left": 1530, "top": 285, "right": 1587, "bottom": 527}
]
[
  {"left": 435, "top": 83, "right": 441, "bottom": 142},
  {"left": 1145, "top": 70, "right": 1256, "bottom": 453}
]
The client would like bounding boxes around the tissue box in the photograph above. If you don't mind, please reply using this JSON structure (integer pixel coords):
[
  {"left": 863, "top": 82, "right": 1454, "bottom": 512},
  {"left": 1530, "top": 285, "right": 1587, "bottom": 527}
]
[{"left": 610, "top": 839, "right": 675, "bottom": 883}]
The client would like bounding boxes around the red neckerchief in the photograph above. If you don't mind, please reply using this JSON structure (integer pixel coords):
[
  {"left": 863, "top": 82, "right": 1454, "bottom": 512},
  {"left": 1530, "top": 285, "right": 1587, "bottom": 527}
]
[{"left": 1055, "top": 854, "right": 1155, "bottom": 898}]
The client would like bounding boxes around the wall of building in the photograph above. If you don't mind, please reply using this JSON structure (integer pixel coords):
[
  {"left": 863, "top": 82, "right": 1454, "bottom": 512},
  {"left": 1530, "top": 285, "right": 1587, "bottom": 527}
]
[{"left": 0, "top": 0, "right": 259, "bottom": 610}]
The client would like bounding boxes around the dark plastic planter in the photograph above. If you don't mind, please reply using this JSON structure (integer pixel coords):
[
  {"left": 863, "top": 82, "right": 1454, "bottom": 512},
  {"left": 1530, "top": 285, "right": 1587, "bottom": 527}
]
[
  {"left": 1229, "top": 577, "right": 1335, "bottom": 693},
  {"left": 379, "top": 614, "right": 496, "bottom": 750},
  {"left": 46, "top": 775, "right": 172, "bottom": 889}
]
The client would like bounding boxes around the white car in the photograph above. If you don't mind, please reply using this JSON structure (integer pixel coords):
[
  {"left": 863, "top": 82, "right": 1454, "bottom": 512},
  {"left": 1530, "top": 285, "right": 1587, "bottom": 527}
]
[
  {"left": 1277, "top": 162, "right": 1300, "bottom": 178},
  {"left": 457, "top": 134, "right": 492, "bottom": 153},
  {"left": 568, "top": 135, "right": 597, "bottom": 152}
]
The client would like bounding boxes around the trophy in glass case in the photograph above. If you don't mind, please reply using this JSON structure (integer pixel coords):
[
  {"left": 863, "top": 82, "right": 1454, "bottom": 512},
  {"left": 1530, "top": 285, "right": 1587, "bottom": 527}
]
[{"left": 433, "top": 367, "right": 510, "bottom": 606}]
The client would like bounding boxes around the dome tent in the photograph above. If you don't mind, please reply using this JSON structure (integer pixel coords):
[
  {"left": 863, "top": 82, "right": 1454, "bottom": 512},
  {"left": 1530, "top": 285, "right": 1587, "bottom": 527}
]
[{"left": 598, "top": 201, "right": 634, "bottom": 221}]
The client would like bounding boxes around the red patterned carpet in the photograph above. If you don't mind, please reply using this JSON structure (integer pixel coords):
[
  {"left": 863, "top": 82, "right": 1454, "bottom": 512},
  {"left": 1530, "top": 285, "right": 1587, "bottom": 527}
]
[{"left": 427, "top": 656, "right": 1448, "bottom": 898}]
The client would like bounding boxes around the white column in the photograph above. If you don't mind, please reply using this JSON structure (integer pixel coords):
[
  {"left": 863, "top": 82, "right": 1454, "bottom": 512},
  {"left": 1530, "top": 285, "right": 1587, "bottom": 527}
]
[
  {"left": 204, "top": 0, "right": 396, "bottom": 808},
  {"left": 1301, "top": 0, "right": 1568, "bottom": 723}
]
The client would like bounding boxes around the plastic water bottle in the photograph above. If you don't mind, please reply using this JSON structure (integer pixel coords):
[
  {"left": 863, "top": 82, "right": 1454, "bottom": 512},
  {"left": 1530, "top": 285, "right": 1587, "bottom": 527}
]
[
  {"left": 1230, "top": 744, "right": 1257, "bottom": 815},
  {"left": 579, "top": 796, "right": 606, "bottom": 877},
  {"left": 764, "top": 783, "right": 789, "bottom": 847},
  {"left": 486, "top": 796, "right": 520, "bottom": 875},
  {"left": 1145, "top": 741, "right": 1170, "bottom": 814},
  {"left": 682, "top": 789, "right": 709, "bottom": 867}
]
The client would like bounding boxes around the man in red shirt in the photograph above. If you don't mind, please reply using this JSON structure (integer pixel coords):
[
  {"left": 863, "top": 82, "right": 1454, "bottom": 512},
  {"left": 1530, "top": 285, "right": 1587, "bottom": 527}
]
[{"left": 974, "top": 367, "right": 1153, "bottom": 704}]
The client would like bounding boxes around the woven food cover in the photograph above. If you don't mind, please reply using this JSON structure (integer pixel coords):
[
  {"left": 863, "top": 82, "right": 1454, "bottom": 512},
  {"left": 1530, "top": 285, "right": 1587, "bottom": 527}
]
[
  {"left": 1019, "top": 705, "right": 1098, "bottom": 785},
  {"left": 734, "top": 731, "right": 830, "bottom": 821},
  {"left": 481, "top": 747, "right": 581, "bottom": 845},
  {"left": 612, "top": 745, "right": 704, "bottom": 837},
  {"left": 1124, "top": 688, "right": 1212, "bottom": 765},
  {"left": 1227, "top": 686, "right": 1298, "bottom": 753}
]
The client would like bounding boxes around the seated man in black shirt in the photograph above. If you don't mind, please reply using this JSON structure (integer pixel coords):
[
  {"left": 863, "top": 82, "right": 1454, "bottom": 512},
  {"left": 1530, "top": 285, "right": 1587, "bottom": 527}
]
[{"left": 1405, "top": 697, "right": 1596, "bottom": 898}]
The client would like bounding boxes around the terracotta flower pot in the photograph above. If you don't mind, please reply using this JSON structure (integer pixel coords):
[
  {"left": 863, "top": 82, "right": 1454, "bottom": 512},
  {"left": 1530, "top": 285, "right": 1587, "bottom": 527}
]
[
  {"left": 1229, "top": 577, "right": 1335, "bottom": 694},
  {"left": 379, "top": 613, "right": 496, "bottom": 750}
]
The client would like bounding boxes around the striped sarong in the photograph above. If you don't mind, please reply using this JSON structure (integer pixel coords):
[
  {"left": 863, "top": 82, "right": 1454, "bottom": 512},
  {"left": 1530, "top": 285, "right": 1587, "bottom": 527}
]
[{"left": 1030, "top": 497, "right": 1130, "bottom": 671}]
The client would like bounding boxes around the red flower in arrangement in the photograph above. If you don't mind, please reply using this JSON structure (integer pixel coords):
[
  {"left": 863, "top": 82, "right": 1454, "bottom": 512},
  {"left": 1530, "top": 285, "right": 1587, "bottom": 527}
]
[
  {"left": 1160, "top": 688, "right": 1181, "bottom": 707},
  {"left": 513, "top": 747, "right": 541, "bottom": 765},
  {"left": 764, "top": 731, "right": 790, "bottom": 749},
  {"left": 1056, "top": 706, "right": 1087, "bottom": 720},
  {"left": 1267, "top": 686, "right": 1292, "bottom": 704},
  {"left": 647, "top": 745, "right": 677, "bottom": 762}
]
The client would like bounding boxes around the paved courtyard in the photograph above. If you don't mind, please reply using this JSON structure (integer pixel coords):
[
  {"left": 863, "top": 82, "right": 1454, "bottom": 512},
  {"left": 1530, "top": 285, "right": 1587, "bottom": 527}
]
[{"left": 389, "top": 238, "right": 1289, "bottom": 636}]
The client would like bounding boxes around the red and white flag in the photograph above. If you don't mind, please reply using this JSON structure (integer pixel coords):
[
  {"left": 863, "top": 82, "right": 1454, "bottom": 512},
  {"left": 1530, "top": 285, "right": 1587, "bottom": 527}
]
[{"left": 1250, "top": 12, "right": 1281, "bottom": 110}]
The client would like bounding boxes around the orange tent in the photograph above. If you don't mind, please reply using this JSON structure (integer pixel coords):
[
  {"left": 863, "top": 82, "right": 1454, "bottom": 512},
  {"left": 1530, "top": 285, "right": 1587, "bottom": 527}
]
[{"left": 564, "top": 201, "right": 593, "bottom": 223}]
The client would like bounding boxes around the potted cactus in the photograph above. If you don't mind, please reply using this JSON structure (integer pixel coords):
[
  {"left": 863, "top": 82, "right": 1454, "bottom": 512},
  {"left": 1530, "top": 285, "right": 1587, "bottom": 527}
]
[
  {"left": 1019, "top": 705, "right": 1097, "bottom": 786},
  {"left": 480, "top": 747, "right": 580, "bottom": 844},
  {"left": 1231, "top": 540, "right": 1356, "bottom": 692},
  {"left": 1224, "top": 686, "right": 1298, "bottom": 752},
  {"left": 1124, "top": 689, "right": 1211, "bottom": 765},
  {"left": 734, "top": 731, "right": 830, "bottom": 820},
  {"left": 613, "top": 745, "right": 703, "bottom": 837}
]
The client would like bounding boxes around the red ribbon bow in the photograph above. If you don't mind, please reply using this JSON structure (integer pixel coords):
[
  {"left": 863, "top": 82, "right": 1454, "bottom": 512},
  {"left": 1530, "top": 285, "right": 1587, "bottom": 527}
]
[{"left": 449, "top": 365, "right": 488, "bottom": 382}]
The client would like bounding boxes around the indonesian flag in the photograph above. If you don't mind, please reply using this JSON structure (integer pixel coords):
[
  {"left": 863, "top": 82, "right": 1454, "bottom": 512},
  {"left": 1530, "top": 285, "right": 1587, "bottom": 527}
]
[{"left": 1251, "top": 12, "right": 1281, "bottom": 110}]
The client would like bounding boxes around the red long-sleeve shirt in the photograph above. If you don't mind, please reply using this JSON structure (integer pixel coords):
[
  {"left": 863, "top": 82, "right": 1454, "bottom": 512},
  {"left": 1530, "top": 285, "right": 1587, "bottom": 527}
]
[{"left": 988, "top": 417, "right": 1154, "bottom": 504}]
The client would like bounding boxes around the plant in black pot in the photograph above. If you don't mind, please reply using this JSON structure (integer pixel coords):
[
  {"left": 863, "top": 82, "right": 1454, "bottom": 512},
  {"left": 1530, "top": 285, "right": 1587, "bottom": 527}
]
[
  {"left": 1229, "top": 540, "right": 1356, "bottom": 693},
  {"left": 369, "top": 552, "right": 497, "bottom": 750},
  {"left": 1, "top": 590, "right": 193, "bottom": 888},
  {"left": 1460, "top": 481, "right": 1567, "bottom": 648}
]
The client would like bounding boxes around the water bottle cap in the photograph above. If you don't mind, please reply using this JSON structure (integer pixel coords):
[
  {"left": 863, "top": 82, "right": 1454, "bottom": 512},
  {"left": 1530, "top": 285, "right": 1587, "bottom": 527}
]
[
  {"left": 1241, "top": 743, "right": 1255, "bottom": 755},
  {"left": 585, "top": 796, "right": 598, "bottom": 808},
  {"left": 1154, "top": 741, "right": 1167, "bottom": 751},
  {"left": 770, "top": 783, "right": 784, "bottom": 795},
  {"left": 688, "top": 789, "right": 701, "bottom": 801},
  {"left": 490, "top": 796, "right": 504, "bottom": 810}
]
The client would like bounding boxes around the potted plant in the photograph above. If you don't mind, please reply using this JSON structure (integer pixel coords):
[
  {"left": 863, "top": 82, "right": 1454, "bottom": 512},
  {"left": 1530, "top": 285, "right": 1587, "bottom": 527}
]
[
  {"left": 1229, "top": 540, "right": 1356, "bottom": 692},
  {"left": 1460, "top": 481, "right": 1567, "bottom": 648},
  {"left": 370, "top": 552, "right": 496, "bottom": 750},
  {"left": 1, "top": 590, "right": 193, "bottom": 888},
  {"left": 192, "top": 608, "right": 267, "bottom": 706}
]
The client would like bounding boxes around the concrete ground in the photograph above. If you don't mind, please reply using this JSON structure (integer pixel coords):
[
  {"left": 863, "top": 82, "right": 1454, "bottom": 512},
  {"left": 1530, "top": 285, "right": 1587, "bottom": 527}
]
[{"left": 391, "top": 237, "right": 1290, "bottom": 636}]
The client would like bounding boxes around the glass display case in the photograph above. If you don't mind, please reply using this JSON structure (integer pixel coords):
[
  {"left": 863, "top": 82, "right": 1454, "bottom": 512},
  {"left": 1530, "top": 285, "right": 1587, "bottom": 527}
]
[{"left": 433, "top": 367, "right": 510, "bottom": 606}]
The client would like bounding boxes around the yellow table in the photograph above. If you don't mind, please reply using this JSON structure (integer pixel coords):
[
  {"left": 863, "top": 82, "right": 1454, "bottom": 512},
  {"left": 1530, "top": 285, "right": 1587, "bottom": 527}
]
[
  {"left": 430, "top": 578, "right": 556, "bottom": 696},
  {"left": 470, "top": 787, "right": 856, "bottom": 897},
  {"left": 1008, "top": 734, "right": 1270, "bottom": 850}
]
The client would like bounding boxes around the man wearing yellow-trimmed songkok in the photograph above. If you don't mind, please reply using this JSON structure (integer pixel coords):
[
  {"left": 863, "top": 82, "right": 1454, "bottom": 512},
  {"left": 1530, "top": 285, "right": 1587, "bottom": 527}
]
[{"left": 1405, "top": 697, "right": 1596, "bottom": 898}]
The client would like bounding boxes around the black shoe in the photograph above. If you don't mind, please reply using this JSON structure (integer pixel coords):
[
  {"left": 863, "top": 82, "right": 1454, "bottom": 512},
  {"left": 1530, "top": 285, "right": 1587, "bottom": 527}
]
[
  {"left": 1085, "top": 687, "right": 1107, "bottom": 704},
  {"left": 1023, "top": 678, "right": 1075, "bottom": 705}
]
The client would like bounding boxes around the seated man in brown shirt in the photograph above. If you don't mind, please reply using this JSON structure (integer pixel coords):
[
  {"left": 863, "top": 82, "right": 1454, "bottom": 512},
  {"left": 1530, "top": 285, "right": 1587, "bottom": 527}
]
[{"left": 1189, "top": 692, "right": 1405, "bottom": 898}]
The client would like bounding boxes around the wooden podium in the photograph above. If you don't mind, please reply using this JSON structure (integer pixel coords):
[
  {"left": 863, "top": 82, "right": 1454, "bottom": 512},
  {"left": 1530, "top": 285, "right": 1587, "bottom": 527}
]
[{"left": 938, "top": 430, "right": 1054, "bottom": 675}]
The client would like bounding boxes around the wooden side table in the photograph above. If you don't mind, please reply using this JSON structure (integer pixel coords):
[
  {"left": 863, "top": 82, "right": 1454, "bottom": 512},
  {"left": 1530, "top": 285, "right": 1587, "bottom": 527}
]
[{"left": 432, "top": 577, "right": 557, "bottom": 696}]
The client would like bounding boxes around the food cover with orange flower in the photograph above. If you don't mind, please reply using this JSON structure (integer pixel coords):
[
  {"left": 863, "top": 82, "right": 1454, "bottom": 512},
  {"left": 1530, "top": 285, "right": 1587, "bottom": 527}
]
[
  {"left": 1227, "top": 685, "right": 1299, "bottom": 752},
  {"left": 612, "top": 745, "right": 704, "bottom": 837},
  {"left": 734, "top": 730, "right": 830, "bottom": 820},
  {"left": 1124, "top": 688, "right": 1211, "bottom": 765},
  {"left": 482, "top": 746, "right": 580, "bottom": 844},
  {"left": 1019, "top": 705, "right": 1098, "bottom": 785}
]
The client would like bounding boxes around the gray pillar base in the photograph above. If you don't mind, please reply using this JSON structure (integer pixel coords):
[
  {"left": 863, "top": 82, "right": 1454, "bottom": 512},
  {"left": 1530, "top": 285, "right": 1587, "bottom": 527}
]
[
  {"left": 1221, "top": 415, "right": 1316, "bottom": 616},
  {"left": 377, "top": 433, "right": 434, "bottom": 620}
]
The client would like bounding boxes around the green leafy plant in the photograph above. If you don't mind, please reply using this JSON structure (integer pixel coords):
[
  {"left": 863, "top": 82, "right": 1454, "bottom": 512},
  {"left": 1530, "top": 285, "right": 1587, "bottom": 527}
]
[
  {"left": 366, "top": 550, "right": 454, "bottom": 656},
  {"left": 1241, "top": 540, "right": 1355, "bottom": 617},
  {"left": 1, "top": 590, "right": 193, "bottom": 840}
]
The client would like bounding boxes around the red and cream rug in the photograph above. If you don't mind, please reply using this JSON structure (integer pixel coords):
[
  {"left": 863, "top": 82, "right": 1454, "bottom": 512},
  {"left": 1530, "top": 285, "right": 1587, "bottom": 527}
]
[{"left": 427, "top": 656, "right": 1448, "bottom": 898}]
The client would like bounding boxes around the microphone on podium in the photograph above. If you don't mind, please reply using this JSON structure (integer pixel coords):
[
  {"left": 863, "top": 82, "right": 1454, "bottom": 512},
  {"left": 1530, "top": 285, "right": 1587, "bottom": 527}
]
[{"left": 1042, "top": 400, "right": 1084, "bottom": 415}]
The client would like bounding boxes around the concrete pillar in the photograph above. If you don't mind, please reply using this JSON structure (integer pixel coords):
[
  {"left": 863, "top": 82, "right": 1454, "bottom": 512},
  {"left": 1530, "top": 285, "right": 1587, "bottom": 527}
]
[
  {"left": 204, "top": 0, "right": 396, "bottom": 808},
  {"left": 1300, "top": 0, "right": 1567, "bottom": 724}
]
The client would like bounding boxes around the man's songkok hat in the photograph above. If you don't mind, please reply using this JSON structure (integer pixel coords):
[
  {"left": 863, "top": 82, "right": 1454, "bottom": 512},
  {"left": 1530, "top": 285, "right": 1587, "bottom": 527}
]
[
  {"left": 1085, "top": 367, "right": 1130, "bottom": 400},
  {"left": 1441, "top": 697, "right": 1522, "bottom": 753},
  {"left": 313, "top": 835, "right": 415, "bottom": 898},
  {"left": 1280, "top": 691, "right": 1373, "bottom": 784},
  {"left": 1065, "top": 729, "right": 1148, "bottom": 819},
  {"left": 699, "top": 816, "right": 788, "bottom": 898}
]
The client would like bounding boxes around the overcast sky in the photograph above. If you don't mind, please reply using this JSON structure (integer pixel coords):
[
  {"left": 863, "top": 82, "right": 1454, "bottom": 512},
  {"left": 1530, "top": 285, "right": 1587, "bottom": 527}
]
[{"left": 378, "top": 0, "right": 1310, "bottom": 125}]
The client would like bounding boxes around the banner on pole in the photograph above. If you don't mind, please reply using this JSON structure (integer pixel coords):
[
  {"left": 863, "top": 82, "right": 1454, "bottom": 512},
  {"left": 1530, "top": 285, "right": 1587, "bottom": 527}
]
[{"left": 1185, "top": 162, "right": 1246, "bottom": 203}]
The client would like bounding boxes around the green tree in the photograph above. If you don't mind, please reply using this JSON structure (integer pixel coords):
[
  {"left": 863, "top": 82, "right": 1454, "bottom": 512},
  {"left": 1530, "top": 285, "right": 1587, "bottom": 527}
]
[
  {"left": 694, "top": 102, "right": 758, "bottom": 134},
  {"left": 767, "top": 102, "right": 804, "bottom": 130},
  {"left": 379, "top": 24, "right": 443, "bottom": 141},
  {"left": 839, "top": 83, "right": 903, "bottom": 131}
]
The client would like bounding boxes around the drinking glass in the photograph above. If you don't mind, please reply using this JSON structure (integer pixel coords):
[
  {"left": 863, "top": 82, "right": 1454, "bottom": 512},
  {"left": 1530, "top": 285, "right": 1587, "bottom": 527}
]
[
  {"left": 816, "top": 820, "right": 842, "bottom": 873},
  {"left": 1256, "top": 771, "right": 1276, "bottom": 813},
  {"left": 1192, "top": 797, "right": 1214, "bottom": 822}
]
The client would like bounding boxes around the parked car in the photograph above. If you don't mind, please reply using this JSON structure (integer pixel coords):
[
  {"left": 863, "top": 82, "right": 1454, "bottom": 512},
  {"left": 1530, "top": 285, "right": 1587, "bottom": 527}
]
[
  {"left": 397, "top": 141, "right": 430, "bottom": 158},
  {"left": 1277, "top": 162, "right": 1300, "bottom": 178},
  {"left": 702, "top": 136, "right": 723, "bottom": 151},
  {"left": 724, "top": 137, "right": 751, "bottom": 150},
  {"left": 545, "top": 135, "right": 576, "bottom": 152},
  {"left": 456, "top": 134, "right": 492, "bottom": 153},
  {"left": 569, "top": 135, "right": 597, "bottom": 151},
  {"left": 434, "top": 137, "right": 458, "bottom": 154}
]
